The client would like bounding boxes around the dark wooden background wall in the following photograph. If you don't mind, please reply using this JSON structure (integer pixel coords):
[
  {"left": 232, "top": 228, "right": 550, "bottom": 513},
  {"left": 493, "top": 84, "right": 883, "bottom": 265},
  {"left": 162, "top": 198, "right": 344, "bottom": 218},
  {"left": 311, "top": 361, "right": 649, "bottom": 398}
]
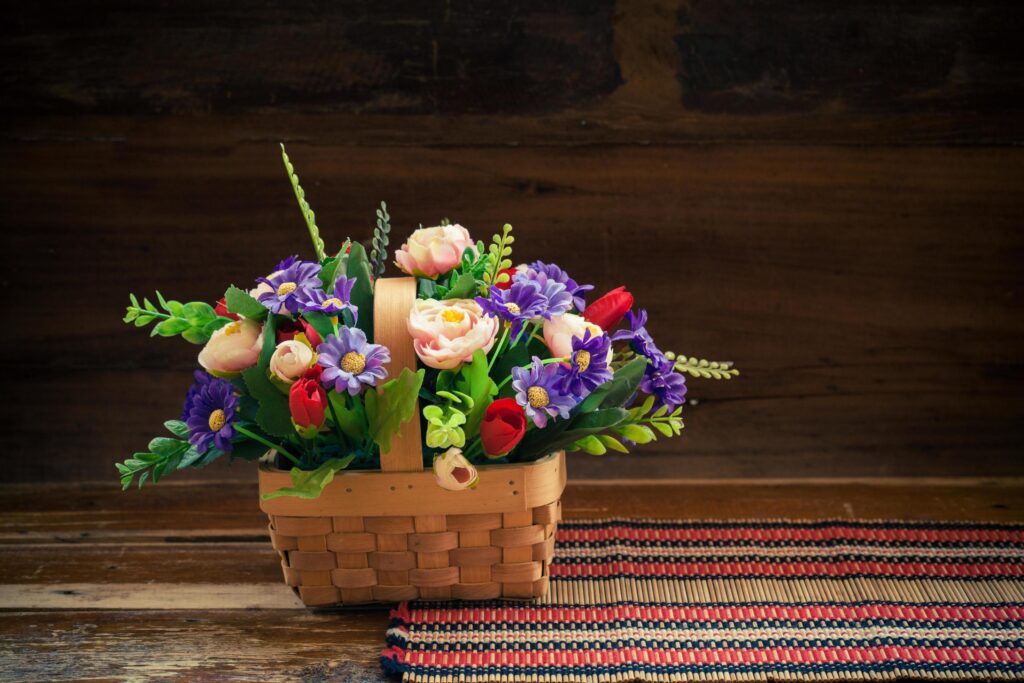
[{"left": 3, "top": 1, "right": 1022, "bottom": 484}]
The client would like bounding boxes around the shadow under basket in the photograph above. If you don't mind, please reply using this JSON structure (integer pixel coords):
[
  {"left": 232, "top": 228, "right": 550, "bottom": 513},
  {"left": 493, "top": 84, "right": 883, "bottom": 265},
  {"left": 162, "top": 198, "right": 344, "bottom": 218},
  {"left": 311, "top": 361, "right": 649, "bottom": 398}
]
[{"left": 258, "top": 450, "right": 566, "bottom": 606}]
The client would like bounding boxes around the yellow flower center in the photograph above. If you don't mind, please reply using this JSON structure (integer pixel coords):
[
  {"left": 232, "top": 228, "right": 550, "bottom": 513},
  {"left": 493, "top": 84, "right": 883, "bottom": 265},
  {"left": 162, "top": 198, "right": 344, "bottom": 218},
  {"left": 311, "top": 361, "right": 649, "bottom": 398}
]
[
  {"left": 341, "top": 351, "right": 366, "bottom": 374},
  {"left": 505, "top": 302, "right": 521, "bottom": 315},
  {"left": 441, "top": 308, "right": 465, "bottom": 323},
  {"left": 527, "top": 386, "right": 550, "bottom": 408},
  {"left": 208, "top": 409, "right": 226, "bottom": 432},
  {"left": 575, "top": 350, "right": 591, "bottom": 372},
  {"left": 223, "top": 321, "right": 241, "bottom": 335},
  {"left": 276, "top": 281, "right": 297, "bottom": 297},
  {"left": 321, "top": 297, "right": 343, "bottom": 309}
]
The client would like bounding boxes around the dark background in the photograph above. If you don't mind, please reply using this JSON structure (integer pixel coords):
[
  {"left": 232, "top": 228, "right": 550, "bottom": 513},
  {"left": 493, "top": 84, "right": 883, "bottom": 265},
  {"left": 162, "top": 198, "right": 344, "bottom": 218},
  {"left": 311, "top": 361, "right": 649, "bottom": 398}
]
[{"left": 3, "top": 1, "right": 1022, "bottom": 483}]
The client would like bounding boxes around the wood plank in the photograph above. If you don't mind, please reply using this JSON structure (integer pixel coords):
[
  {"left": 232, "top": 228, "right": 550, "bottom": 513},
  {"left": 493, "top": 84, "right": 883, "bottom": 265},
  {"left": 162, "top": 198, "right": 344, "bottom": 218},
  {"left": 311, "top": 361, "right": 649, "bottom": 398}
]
[
  {"left": 3, "top": 132, "right": 1022, "bottom": 483},
  {"left": 1, "top": 0, "right": 1021, "bottom": 143},
  {"left": 0, "top": 610, "right": 389, "bottom": 682}
]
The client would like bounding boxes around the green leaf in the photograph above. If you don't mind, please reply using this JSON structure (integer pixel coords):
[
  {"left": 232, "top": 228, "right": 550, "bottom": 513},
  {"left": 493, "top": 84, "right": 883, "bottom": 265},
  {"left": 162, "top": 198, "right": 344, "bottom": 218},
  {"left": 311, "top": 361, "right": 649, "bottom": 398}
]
[
  {"left": 224, "top": 286, "right": 268, "bottom": 320},
  {"left": 151, "top": 318, "right": 191, "bottom": 337},
  {"left": 370, "top": 200, "right": 391, "bottom": 279},
  {"left": 575, "top": 435, "right": 607, "bottom": 455},
  {"left": 450, "top": 349, "right": 497, "bottom": 440},
  {"left": 664, "top": 351, "right": 740, "bottom": 380},
  {"left": 182, "top": 301, "right": 216, "bottom": 323},
  {"left": 242, "top": 365, "right": 295, "bottom": 439},
  {"left": 365, "top": 368, "right": 425, "bottom": 454},
  {"left": 578, "top": 357, "right": 648, "bottom": 413},
  {"left": 257, "top": 315, "right": 278, "bottom": 368},
  {"left": 443, "top": 272, "right": 478, "bottom": 300},
  {"left": 598, "top": 434, "right": 630, "bottom": 453},
  {"left": 164, "top": 420, "right": 189, "bottom": 439},
  {"left": 280, "top": 143, "right": 326, "bottom": 262},
  {"left": 618, "top": 423, "right": 656, "bottom": 444},
  {"left": 327, "top": 391, "right": 367, "bottom": 442},
  {"left": 229, "top": 439, "right": 269, "bottom": 462},
  {"left": 319, "top": 241, "right": 349, "bottom": 291},
  {"left": 261, "top": 455, "right": 356, "bottom": 500},
  {"left": 301, "top": 311, "right": 335, "bottom": 342},
  {"left": 148, "top": 437, "right": 185, "bottom": 457},
  {"left": 345, "top": 242, "right": 374, "bottom": 339},
  {"left": 651, "top": 421, "right": 674, "bottom": 437},
  {"left": 517, "top": 407, "right": 630, "bottom": 459}
]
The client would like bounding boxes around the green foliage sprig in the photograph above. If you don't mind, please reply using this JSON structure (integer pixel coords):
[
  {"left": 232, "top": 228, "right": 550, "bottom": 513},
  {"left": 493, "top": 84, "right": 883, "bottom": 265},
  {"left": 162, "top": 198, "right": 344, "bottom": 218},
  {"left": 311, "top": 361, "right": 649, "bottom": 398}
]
[
  {"left": 261, "top": 455, "right": 356, "bottom": 500},
  {"left": 573, "top": 395, "right": 684, "bottom": 455},
  {"left": 280, "top": 143, "right": 326, "bottom": 262},
  {"left": 116, "top": 420, "right": 204, "bottom": 489},
  {"left": 481, "top": 224, "right": 514, "bottom": 292},
  {"left": 124, "top": 292, "right": 232, "bottom": 344},
  {"left": 664, "top": 351, "right": 740, "bottom": 380},
  {"left": 370, "top": 201, "right": 391, "bottom": 279}
]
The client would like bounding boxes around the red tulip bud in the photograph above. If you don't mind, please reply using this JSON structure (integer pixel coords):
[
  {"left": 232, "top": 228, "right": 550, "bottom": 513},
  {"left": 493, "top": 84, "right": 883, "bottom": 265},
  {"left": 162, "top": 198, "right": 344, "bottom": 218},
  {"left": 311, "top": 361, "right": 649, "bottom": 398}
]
[
  {"left": 480, "top": 398, "right": 528, "bottom": 457},
  {"left": 277, "top": 318, "right": 323, "bottom": 348},
  {"left": 494, "top": 267, "right": 518, "bottom": 291},
  {"left": 289, "top": 376, "right": 327, "bottom": 438},
  {"left": 583, "top": 286, "right": 633, "bottom": 330},
  {"left": 215, "top": 297, "right": 240, "bottom": 320}
]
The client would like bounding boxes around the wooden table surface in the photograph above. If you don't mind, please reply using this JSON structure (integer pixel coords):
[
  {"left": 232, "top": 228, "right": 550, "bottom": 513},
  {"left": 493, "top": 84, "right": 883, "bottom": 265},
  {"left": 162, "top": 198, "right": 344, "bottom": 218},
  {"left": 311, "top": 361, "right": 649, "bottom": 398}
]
[{"left": 1, "top": 478, "right": 1022, "bottom": 681}]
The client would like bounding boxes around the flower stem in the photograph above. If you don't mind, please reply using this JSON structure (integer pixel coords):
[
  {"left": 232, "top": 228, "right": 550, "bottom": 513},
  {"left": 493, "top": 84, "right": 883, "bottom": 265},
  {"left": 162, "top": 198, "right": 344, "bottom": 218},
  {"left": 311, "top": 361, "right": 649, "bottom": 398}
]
[
  {"left": 235, "top": 424, "right": 302, "bottom": 468},
  {"left": 325, "top": 393, "right": 348, "bottom": 451},
  {"left": 487, "top": 326, "right": 510, "bottom": 374}
]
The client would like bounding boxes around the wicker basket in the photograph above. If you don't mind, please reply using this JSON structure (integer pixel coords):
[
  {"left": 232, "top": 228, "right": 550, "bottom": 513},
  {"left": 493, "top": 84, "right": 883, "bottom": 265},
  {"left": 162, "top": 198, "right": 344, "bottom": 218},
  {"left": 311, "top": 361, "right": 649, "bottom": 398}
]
[{"left": 258, "top": 277, "right": 567, "bottom": 607}]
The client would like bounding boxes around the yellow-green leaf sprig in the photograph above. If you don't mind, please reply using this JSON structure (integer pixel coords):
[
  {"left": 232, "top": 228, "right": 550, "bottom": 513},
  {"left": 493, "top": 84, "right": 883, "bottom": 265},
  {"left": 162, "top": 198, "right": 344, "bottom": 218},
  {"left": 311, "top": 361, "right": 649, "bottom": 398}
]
[
  {"left": 481, "top": 223, "right": 514, "bottom": 293},
  {"left": 280, "top": 143, "right": 326, "bottom": 262},
  {"left": 664, "top": 352, "right": 740, "bottom": 380}
]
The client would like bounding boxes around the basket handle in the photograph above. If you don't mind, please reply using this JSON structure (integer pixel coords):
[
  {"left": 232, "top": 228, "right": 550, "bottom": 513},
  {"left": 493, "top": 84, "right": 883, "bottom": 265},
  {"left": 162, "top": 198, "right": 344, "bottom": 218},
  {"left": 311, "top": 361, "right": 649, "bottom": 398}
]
[{"left": 372, "top": 277, "right": 424, "bottom": 472}]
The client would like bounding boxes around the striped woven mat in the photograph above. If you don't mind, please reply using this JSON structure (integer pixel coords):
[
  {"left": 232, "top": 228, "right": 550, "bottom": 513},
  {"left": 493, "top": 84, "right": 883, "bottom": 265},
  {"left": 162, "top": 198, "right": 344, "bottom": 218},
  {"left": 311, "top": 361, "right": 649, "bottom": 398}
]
[{"left": 381, "top": 519, "right": 1024, "bottom": 682}]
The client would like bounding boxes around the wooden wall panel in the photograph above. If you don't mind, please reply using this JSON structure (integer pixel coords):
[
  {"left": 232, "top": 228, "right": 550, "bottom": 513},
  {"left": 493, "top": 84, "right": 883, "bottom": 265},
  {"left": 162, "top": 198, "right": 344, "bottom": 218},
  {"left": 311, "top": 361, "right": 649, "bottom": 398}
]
[{"left": 1, "top": 0, "right": 1022, "bottom": 482}]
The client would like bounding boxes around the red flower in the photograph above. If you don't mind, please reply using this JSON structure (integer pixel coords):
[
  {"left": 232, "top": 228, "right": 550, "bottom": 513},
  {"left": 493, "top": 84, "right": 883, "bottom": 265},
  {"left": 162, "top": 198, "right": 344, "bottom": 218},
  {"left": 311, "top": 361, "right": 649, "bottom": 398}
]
[
  {"left": 289, "top": 375, "right": 327, "bottom": 437},
  {"left": 494, "top": 267, "right": 518, "bottom": 291},
  {"left": 480, "top": 398, "right": 527, "bottom": 457},
  {"left": 214, "top": 297, "right": 240, "bottom": 321},
  {"left": 276, "top": 318, "right": 323, "bottom": 348},
  {"left": 583, "top": 286, "right": 633, "bottom": 330}
]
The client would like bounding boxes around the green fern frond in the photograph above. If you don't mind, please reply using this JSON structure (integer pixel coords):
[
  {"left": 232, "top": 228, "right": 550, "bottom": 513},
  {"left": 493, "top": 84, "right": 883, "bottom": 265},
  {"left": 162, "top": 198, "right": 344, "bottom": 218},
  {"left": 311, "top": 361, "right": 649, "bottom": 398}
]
[
  {"left": 370, "top": 201, "right": 391, "bottom": 279},
  {"left": 664, "top": 351, "right": 740, "bottom": 380},
  {"left": 280, "top": 143, "right": 326, "bottom": 262},
  {"left": 482, "top": 224, "right": 514, "bottom": 290}
]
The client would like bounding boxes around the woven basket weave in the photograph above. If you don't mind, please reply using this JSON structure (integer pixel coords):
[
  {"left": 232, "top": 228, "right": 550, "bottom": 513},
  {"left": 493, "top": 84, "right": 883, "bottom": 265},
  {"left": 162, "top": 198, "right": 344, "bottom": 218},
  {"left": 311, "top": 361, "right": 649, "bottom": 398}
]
[{"left": 258, "top": 277, "right": 567, "bottom": 607}]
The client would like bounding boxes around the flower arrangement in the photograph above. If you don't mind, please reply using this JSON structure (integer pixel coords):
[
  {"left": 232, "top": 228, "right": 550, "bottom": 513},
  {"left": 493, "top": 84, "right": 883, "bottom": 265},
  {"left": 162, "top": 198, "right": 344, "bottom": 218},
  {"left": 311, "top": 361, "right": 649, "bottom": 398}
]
[{"left": 117, "top": 146, "right": 738, "bottom": 499}]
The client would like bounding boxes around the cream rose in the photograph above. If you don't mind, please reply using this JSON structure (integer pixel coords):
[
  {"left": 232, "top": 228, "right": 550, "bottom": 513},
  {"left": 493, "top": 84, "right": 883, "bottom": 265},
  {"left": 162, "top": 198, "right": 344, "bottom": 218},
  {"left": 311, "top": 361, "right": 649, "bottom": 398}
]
[
  {"left": 543, "top": 313, "right": 612, "bottom": 363},
  {"left": 394, "top": 224, "right": 474, "bottom": 278},
  {"left": 268, "top": 339, "right": 315, "bottom": 385},
  {"left": 198, "top": 319, "right": 263, "bottom": 377},
  {"left": 432, "top": 447, "right": 479, "bottom": 491},
  {"left": 408, "top": 298, "right": 499, "bottom": 370}
]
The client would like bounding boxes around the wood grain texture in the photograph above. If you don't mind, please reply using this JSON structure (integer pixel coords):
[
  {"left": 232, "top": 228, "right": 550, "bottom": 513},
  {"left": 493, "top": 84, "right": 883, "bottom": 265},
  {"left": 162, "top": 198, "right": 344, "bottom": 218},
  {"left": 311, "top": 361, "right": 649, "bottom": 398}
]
[
  {"left": 3, "top": 130, "right": 1022, "bottom": 482},
  {"left": 2, "top": 0, "right": 1023, "bottom": 485}
]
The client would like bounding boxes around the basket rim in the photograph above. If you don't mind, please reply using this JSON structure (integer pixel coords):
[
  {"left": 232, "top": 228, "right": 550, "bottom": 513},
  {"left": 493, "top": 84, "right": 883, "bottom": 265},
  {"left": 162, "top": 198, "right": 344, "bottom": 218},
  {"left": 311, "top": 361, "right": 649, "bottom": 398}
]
[{"left": 258, "top": 450, "right": 567, "bottom": 517}]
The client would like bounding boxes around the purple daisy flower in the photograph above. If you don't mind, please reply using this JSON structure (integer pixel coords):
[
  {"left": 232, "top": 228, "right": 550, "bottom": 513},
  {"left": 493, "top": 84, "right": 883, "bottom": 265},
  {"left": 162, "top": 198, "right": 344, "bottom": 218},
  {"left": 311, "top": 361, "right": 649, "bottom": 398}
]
[
  {"left": 184, "top": 375, "right": 239, "bottom": 454},
  {"left": 513, "top": 268, "right": 573, "bottom": 318},
  {"left": 301, "top": 275, "right": 359, "bottom": 321},
  {"left": 640, "top": 356, "right": 688, "bottom": 411},
  {"left": 181, "top": 369, "right": 214, "bottom": 421},
  {"left": 274, "top": 254, "right": 298, "bottom": 272},
  {"left": 511, "top": 357, "right": 578, "bottom": 428},
  {"left": 476, "top": 279, "right": 546, "bottom": 339},
  {"left": 317, "top": 327, "right": 390, "bottom": 396},
  {"left": 561, "top": 329, "right": 613, "bottom": 397},
  {"left": 611, "top": 309, "right": 665, "bottom": 364},
  {"left": 256, "top": 259, "right": 322, "bottom": 315},
  {"left": 527, "top": 260, "right": 593, "bottom": 311}
]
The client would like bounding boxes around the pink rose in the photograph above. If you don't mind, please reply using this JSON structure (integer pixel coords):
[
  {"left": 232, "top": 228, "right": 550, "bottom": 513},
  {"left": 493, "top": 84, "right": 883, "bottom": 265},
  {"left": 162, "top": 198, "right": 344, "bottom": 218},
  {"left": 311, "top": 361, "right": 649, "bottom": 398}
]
[
  {"left": 543, "top": 313, "right": 612, "bottom": 363},
  {"left": 407, "top": 298, "right": 498, "bottom": 370},
  {"left": 394, "top": 225, "right": 474, "bottom": 279},
  {"left": 198, "top": 319, "right": 263, "bottom": 377}
]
